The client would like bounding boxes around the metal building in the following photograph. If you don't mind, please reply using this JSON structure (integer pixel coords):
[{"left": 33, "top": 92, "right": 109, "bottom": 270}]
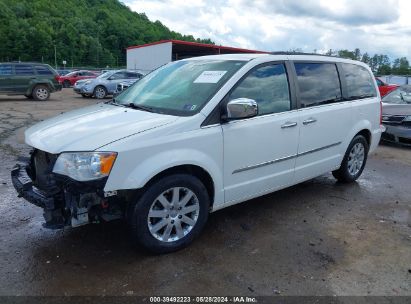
[{"left": 126, "top": 39, "right": 266, "bottom": 73}]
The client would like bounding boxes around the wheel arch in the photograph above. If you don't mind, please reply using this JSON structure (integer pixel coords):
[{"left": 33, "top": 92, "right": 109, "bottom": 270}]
[{"left": 143, "top": 164, "right": 215, "bottom": 207}]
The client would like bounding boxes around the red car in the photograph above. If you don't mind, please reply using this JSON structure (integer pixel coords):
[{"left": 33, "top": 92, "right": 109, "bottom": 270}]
[
  {"left": 376, "top": 77, "right": 398, "bottom": 97},
  {"left": 58, "top": 70, "right": 98, "bottom": 88}
]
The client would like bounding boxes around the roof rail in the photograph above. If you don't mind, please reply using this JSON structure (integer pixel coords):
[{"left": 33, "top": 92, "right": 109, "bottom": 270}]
[{"left": 270, "top": 51, "right": 338, "bottom": 58}]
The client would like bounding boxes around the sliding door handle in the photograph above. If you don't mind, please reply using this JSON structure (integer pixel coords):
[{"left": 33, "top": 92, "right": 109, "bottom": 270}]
[
  {"left": 303, "top": 118, "right": 317, "bottom": 125},
  {"left": 281, "top": 122, "right": 298, "bottom": 128}
]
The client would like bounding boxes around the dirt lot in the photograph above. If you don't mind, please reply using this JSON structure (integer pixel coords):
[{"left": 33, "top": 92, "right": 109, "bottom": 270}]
[{"left": 0, "top": 89, "right": 410, "bottom": 296}]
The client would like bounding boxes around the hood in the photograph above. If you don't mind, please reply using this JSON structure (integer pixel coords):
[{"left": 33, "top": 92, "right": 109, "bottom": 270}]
[
  {"left": 25, "top": 103, "right": 179, "bottom": 154},
  {"left": 382, "top": 104, "right": 411, "bottom": 116}
]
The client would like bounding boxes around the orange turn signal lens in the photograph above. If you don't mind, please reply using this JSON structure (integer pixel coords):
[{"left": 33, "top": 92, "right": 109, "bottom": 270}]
[{"left": 100, "top": 153, "right": 117, "bottom": 175}]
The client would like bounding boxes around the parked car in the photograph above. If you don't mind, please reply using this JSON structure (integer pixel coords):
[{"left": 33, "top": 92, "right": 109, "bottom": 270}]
[
  {"left": 376, "top": 77, "right": 398, "bottom": 97},
  {"left": 0, "top": 62, "right": 61, "bottom": 101},
  {"left": 73, "top": 70, "right": 143, "bottom": 99},
  {"left": 381, "top": 85, "right": 411, "bottom": 146},
  {"left": 11, "top": 54, "right": 383, "bottom": 253},
  {"left": 58, "top": 70, "right": 98, "bottom": 88}
]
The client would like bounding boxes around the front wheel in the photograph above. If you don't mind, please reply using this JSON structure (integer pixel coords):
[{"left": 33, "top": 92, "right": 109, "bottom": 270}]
[
  {"left": 63, "top": 80, "right": 71, "bottom": 88},
  {"left": 332, "top": 135, "right": 369, "bottom": 183},
  {"left": 32, "top": 85, "right": 50, "bottom": 101},
  {"left": 93, "top": 86, "right": 107, "bottom": 99},
  {"left": 130, "top": 174, "right": 210, "bottom": 253}
]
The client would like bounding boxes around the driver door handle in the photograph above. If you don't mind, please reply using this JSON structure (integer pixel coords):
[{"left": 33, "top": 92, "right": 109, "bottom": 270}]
[
  {"left": 281, "top": 122, "right": 298, "bottom": 128},
  {"left": 303, "top": 118, "right": 317, "bottom": 125}
]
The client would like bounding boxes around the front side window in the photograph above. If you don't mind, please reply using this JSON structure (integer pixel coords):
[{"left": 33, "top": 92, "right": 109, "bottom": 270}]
[
  {"left": 110, "top": 72, "right": 127, "bottom": 80},
  {"left": 0, "top": 64, "right": 13, "bottom": 75},
  {"left": 15, "top": 64, "right": 34, "bottom": 76},
  {"left": 229, "top": 63, "right": 291, "bottom": 116},
  {"left": 116, "top": 60, "right": 246, "bottom": 116},
  {"left": 341, "top": 63, "right": 377, "bottom": 100},
  {"left": 295, "top": 62, "right": 342, "bottom": 108},
  {"left": 382, "top": 86, "right": 411, "bottom": 104}
]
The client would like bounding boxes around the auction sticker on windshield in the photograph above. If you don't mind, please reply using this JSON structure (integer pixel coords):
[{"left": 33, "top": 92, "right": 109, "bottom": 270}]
[{"left": 194, "top": 71, "right": 227, "bottom": 83}]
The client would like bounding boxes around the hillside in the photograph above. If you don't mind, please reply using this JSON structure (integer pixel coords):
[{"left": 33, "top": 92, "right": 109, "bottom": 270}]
[{"left": 0, "top": 0, "right": 213, "bottom": 68}]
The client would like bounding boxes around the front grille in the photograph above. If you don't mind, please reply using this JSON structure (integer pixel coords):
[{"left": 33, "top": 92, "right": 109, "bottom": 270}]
[
  {"left": 399, "top": 137, "right": 411, "bottom": 145},
  {"left": 381, "top": 132, "right": 395, "bottom": 142},
  {"left": 403, "top": 121, "right": 411, "bottom": 128}
]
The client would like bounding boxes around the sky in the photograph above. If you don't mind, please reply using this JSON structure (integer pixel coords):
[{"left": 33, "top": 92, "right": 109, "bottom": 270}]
[{"left": 123, "top": 0, "right": 411, "bottom": 60}]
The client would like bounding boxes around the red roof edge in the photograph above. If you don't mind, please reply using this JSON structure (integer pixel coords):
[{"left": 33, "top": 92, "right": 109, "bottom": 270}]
[{"left": 126, "top": 39, "right": 267, "bottom": 53}]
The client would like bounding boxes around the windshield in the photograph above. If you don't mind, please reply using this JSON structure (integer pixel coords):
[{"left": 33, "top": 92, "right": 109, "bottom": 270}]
[
  {"left": 382, "top": 86, "right": 411, "bottom": 104},
  {"left": 115, "top": 60, "right": 246, "bottom": 116}
]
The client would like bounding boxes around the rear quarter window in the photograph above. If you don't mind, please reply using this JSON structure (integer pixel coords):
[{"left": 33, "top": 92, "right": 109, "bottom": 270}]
[
  {"left": 35, "top": 66, "right": 54, "bottom": 75},
  {"left": 341, "top": 63, "right": 377, "bottom": 99},
  {"left": 294, "top": 62, "right": 342, "bottom": 108}
]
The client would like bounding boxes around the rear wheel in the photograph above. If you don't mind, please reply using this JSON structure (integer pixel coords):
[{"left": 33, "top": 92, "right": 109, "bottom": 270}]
[
  {"left": 130, "top": 174, "right": 209, "bottom": 253},
  {"left": 332, "top": 135, "right": 369, "bottom": 183},
  {"left": 93, "top": 86, "right": 107, "bottom": 99},
  {"left": 32, "top": 85, "right": 50, "bottom": 101},
  {"left": 63, "top": 80, "right": 71, "bottom": 88}
]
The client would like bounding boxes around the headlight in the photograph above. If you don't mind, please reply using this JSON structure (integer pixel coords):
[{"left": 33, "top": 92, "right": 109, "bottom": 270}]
[
  {"left": 53, "top": 152, "right": 117, "bottom": 181},
  {"left": 84, "top": 80, "right": 91, "bottom": 85},
  {"left": 404, "top": 116, "right": 411, "bottom": 122}
]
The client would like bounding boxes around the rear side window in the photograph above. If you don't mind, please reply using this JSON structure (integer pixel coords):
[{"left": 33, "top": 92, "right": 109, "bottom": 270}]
[
  {"left": 35, "top": 66, "right": 53, "bottom": 75},
  {"left": 229, "top": 63, "right": 291, "bottom": 116},
  {"left": 0, "top": 64, "right": 13, "bottom": 75},
  {"left": 295, "top": 63, "right": 342, "bottom": 108},
  {"left": 341, "top": 63, "right": 377, "bottom": 99},
  {"left": 15, "top": 64, "right": 34, "bottom": 75}
]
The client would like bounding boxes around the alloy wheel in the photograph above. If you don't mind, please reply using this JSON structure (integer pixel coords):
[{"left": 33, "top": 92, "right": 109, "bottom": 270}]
[
  {"left": 347, "top": 142, "right": 365, "bottom": 176},
  {"left": 147, "top": 187, "right": 200, "bottom": 242}
]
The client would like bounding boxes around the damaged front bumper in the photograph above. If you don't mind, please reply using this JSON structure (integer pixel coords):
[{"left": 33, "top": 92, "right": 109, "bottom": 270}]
[{"left": 11, "top": 150, "right": 123, "bottom": 229}]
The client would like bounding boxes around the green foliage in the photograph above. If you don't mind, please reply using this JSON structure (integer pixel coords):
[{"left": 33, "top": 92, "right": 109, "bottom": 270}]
[{"left": 0, "top": 0, "right": 214, "bottom": 68}]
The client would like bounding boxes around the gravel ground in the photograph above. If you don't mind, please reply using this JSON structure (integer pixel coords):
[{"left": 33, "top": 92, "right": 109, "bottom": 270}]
[{"left": 0, "top": 89, "right": 410, "bottom": 296}]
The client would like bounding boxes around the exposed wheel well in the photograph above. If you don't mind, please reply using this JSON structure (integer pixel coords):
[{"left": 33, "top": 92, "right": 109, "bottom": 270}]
[
  {"left": 144, "top": 165, "right": 215, "bottom": 206},
  {"left": 356, "top": 129, "right": 371, "bottom": 146}
]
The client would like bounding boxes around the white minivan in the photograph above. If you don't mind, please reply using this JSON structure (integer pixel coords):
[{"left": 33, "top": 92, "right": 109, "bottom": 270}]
[{"left": 12, "top": 54, "right": 383, "bottom": 253}]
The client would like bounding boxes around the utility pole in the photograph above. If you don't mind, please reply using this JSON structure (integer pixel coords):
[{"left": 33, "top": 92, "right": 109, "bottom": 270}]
[{"left": 54, "top": 45, "right": 57, "bottom": 69}]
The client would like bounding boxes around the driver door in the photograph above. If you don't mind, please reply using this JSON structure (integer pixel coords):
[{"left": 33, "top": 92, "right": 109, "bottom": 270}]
[{"left": 222, "top": 62, "right": 300, "bottom": 204}]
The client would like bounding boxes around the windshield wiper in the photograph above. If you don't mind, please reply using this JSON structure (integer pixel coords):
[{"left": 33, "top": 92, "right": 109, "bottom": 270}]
[
  {"left": 126, "top": 103, "right": 155, "bottom": 112},
  {"left": 105, "top": 98, "right": 126, "bottom": 107}
]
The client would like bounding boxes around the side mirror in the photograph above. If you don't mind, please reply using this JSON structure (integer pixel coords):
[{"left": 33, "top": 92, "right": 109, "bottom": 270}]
[{"left": 225, "top": 98, "right": 258, "bottom": 120}]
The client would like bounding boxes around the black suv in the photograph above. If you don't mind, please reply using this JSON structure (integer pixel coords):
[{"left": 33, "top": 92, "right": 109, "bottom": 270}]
[{"left": 0, "top": 62, "right": 62, "bottom": 101}]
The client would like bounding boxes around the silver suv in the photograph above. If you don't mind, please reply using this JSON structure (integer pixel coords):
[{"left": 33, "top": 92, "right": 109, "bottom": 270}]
[{"left": 73, "top": 70, "right": 143, "bottom": 98}]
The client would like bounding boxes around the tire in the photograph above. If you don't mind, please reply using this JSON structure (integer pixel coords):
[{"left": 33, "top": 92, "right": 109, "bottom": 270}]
[
  {"left": 93, "top": 86, "right": 107, "bottom": 99},
  {"left": 130, "top": 174, "right": 210, "bottom": 254},
  {"left": 32, "top": 85, "right": 50, "bottom": 101},
  {"left": 63, "top": 80, "right": 71, "bottom": 88},
  {"left": 332, "top": 135, "right": 369, "bottom": 183}
]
